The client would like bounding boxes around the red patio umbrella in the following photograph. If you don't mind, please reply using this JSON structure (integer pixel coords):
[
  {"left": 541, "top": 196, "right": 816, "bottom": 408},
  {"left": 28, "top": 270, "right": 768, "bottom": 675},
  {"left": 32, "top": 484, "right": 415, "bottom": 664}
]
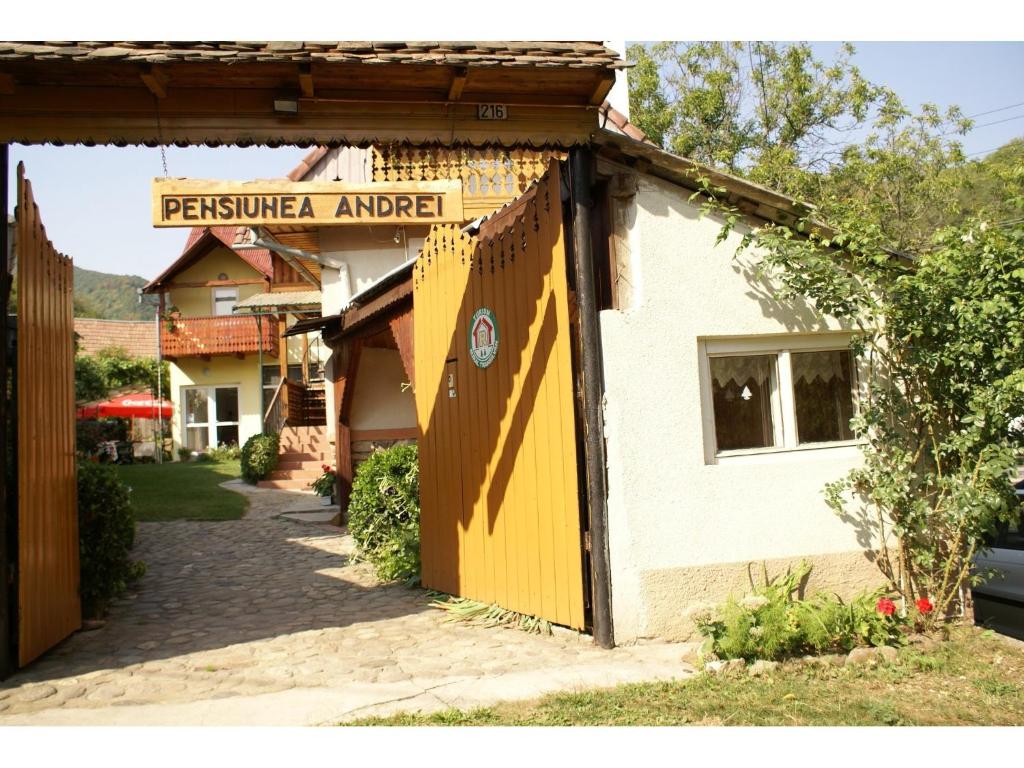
[{"left": 76, "top": 393, "right": 173, "bottom": 420}]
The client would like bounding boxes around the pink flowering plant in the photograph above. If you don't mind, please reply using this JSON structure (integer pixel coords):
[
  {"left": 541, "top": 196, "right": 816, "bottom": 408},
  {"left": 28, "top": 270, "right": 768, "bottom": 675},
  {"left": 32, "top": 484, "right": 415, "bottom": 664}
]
[{"left": 311, "top": 464, "right": 336, "bottom": 497}]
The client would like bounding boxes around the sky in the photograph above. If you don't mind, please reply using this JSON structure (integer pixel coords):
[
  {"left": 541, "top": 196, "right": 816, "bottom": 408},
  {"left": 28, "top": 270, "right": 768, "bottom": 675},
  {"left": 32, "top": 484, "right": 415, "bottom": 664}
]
[{"left": 5, "top": 41, "right": 1024, "bottom": 281}]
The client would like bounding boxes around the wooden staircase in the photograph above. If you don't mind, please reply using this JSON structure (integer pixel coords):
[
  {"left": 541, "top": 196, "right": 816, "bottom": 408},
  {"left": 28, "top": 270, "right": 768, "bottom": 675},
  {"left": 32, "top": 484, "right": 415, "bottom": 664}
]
[{"left": 257, "top": 425, "right": 332, "bottom": 490}]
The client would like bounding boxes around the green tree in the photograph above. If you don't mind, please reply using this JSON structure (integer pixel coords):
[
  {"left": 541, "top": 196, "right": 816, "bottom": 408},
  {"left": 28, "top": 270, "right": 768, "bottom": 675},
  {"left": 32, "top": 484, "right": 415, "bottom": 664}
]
[
  {"left": 627, "top": 42, "right": 882, "bottom": 194},
  {"left": 74, "top": 347, "right": 169, "bottom": 404}
]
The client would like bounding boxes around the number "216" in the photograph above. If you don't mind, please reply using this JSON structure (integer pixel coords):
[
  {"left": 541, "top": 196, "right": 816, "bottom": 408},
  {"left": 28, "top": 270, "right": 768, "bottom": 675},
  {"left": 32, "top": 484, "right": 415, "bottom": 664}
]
[{"left": 477, "top": 104, "right": 508, "bottom": 120}]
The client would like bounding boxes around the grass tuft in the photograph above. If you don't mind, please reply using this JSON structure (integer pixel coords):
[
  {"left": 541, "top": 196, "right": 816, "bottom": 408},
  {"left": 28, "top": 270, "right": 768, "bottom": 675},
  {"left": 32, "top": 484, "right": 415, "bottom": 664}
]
[{"left": 429, "top": 595, "right": 553, "bottom": 635}]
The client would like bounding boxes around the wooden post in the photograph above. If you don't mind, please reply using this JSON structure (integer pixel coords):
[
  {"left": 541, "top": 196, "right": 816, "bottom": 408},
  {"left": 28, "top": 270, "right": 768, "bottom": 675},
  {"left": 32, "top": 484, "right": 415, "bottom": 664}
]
[
  {"left": 334, "top": 338, "right": 363, "bottom": 521},
  {"left": 568, "top": 147, "right": 614, "bottom": 649},
  {"left": 301, "top": 332, "right": 309, "bottom": 384},
  {"left": 0, "top": 142, "right": 10, "bottom": 679},
  {"left": 278, "top": 312, "right": 289, "bottom": 417}
]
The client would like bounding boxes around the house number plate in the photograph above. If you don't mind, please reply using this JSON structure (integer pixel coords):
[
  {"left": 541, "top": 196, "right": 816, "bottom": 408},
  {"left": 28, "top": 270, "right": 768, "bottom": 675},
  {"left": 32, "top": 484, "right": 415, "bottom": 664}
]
[{"left": 477, "top": 104, "right": 508, "bottom": 120}]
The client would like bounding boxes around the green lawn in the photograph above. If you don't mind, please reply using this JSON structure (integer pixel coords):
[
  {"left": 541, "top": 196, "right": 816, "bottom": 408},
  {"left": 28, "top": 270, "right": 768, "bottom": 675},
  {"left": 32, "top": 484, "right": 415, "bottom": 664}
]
[
  {"left": 115, "top": 459, "right": 247, "bottom": 521},
  {"left": 348, "top": 627, "right": 1024, "bottom": 726}
]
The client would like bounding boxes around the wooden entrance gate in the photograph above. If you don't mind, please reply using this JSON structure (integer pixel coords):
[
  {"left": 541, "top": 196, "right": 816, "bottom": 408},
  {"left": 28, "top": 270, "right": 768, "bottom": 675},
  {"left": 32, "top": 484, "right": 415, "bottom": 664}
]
[
  {"left": 14, "top": 163, "right": 80, "bottom": 666},
  {"left": 414, "top": 162, "right": 585, "bottom": 630}
]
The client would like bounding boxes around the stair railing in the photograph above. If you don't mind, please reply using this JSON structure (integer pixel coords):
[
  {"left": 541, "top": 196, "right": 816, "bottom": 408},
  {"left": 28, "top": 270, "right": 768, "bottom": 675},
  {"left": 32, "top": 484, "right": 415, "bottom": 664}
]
[{"left": 263, "top": 379, "right": 287, "bottom": 434}]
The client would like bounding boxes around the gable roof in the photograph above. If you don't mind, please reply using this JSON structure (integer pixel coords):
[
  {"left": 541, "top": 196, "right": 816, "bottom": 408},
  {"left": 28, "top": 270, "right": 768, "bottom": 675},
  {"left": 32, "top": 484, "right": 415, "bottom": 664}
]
[{"left": 143, "top": 226, "right": 272, "bottom": 293}]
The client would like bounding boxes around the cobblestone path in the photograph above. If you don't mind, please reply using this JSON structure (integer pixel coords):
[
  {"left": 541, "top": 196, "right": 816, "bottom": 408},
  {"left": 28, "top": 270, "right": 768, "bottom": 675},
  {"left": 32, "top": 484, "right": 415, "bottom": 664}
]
[{"left": 0, "top": 501, "right": 687, "bottom": 725}]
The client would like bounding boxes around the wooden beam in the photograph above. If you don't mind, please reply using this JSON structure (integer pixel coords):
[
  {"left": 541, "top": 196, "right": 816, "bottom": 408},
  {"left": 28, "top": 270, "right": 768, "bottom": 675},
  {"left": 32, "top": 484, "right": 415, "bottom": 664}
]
[
  {"left": 0, "top": 74, "right": 14, "bottom": 96},
  {"left": 341, "top": 285, "right": 412, "bottom": 333},
  {"left": 350, "top": 427, "right": 417, "bottom": 442},
  {"left": 589, "top": 74, "right": 615, "bottom": 106},
  {"left": 447, "top": 67, "right": 468, "bottom": 102},
  {"left": 389, "top": 308, "right": 415, "bottom": 385},
  {"left": 164, "top": 278, "right": 265, "bottom": 289},
  {"left": 139, "top": 66, "right": 168, "bottom": 99},
  {"left": 0, "top": 86, "right": 597, "bottom": 147},
  {"left": 298, "top": 64, "right": 315, "bottom": 99}
]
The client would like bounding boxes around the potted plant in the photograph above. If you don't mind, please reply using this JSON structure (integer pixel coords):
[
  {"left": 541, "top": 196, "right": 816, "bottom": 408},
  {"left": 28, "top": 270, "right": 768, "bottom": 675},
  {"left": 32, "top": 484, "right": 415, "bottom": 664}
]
[
  {"left": 311, "top": 464, "right": 336, "bottom": 506},
  {"left": 164, "top": 306, "right": 181, "bottom": 334}
]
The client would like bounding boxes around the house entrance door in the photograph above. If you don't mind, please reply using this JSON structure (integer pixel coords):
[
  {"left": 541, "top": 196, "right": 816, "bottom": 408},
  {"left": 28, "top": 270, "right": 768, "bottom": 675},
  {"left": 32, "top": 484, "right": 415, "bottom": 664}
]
[{"left": 183, "top": 385, "right": 240, "bottom": 450}]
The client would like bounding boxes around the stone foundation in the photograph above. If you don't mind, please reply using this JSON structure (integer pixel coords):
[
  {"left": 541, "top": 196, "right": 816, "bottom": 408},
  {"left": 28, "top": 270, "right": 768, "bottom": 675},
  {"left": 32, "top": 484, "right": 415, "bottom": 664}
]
[
  {"left": 352, "top": 438, "right": 416, "bottom": 467},
  {"left": 632, "top": 550, "right": 884, "bottom": 641}
]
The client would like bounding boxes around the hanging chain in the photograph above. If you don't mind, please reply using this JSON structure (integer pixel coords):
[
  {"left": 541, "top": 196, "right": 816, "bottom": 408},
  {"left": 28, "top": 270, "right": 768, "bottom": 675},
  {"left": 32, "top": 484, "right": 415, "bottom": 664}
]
[{"left": 153, "top": 94, "right": 169, "bottom": 177}]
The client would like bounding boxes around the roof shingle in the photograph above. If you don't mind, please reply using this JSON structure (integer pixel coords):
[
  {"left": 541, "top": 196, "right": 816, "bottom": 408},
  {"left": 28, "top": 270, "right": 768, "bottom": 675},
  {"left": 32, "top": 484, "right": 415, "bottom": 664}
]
[
  {"left": 0, "top": 41, "right": 625, "bottom": 69},
  {"left": 74, "top": 318, "right": 157, "bottom": 359}
]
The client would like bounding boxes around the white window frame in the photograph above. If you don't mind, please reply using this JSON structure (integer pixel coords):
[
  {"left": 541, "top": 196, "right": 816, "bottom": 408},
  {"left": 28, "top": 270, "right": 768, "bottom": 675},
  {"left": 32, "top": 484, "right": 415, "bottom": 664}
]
[
  {"left": 700, "top": 334, "right": 862, "bottom": 464},
  {"left": 212, "top": 286, "right": 239, "bottom": 316},
  {"left": 181, "top": 384, "right": 241, "bottom": 450}
]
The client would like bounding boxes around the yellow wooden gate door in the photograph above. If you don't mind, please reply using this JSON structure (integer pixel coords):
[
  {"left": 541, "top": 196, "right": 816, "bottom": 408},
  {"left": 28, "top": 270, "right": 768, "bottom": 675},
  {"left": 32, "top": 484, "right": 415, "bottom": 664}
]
[
  {"left": 15, "top": 163, "right": 81, "bottom": 666},
  {"left": 414, "top": 161, "right": 585, "bottom": 630}
]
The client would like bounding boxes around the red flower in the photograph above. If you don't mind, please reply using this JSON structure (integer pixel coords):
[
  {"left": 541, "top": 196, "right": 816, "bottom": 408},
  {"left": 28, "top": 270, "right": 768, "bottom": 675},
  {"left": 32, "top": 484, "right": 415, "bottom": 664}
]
[
  {"left": 876, "top": 597, "right": 896, "bottom": 616},
  {"left": 322, "top": 464, "right": 330, "bottom": 472},
  {"left": 915, "top": 597, "right": 934, "bottom": 614}
]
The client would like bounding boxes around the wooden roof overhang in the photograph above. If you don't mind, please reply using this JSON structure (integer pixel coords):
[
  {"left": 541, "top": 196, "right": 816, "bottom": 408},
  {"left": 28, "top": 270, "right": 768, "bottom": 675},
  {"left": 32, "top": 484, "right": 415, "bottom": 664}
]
[
  {"left": 304, "top": 259, "right": 414, "bottom": 345},
  {"left": 142, "top": 227, "right": 270, "bottom": 294},
  {"left": 592, "top": 129, "right": 914, "bottom": 264},
  {"left": 0, "top": 42, "right": 624, "bottom": 148}
]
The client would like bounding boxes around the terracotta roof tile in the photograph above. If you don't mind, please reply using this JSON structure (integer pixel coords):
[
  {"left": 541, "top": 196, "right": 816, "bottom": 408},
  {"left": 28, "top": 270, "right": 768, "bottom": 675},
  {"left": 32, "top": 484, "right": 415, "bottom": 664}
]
[
  {"left": 74, "top": 318, "right": 157, "bottom": 359},
  {"left": 0, "top": 41, "right": 626, "bottom": 69}
]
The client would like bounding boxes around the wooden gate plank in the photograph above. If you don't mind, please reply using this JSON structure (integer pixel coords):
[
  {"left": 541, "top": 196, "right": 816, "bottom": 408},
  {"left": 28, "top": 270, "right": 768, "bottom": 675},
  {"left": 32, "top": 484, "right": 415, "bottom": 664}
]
[
  {"left": 416, "top": 162, "right": 585, "bottom": 629},
  {"left": 16, "top": 165, "right": 80, "bottom": 667}
]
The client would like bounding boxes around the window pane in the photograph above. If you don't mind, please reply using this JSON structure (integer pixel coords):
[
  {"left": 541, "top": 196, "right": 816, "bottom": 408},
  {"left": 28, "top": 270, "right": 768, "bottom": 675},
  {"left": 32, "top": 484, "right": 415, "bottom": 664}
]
[
  {"left": 185, "top": 389, "right": 208, "bottom": 425},
  {"left": 216, "top": 424, "right": 239, "bottom": 447},
  {"left": 262, "top": 365, "right": 281, "bottom": 387},
  {"left": 792, "top": 350, "right": 856, "bottom": 444},
  {"left": 185, "top": 426, "right": 209, "bottom": 451},
  {"left": 213, "top": 288, "right": 238, "bottom": 316},
  {"left": 710, "top": 355, "right": 778, "bottom": 451},
  {"left": 214, "top": 387, "right": 239, "bottom": 423}
]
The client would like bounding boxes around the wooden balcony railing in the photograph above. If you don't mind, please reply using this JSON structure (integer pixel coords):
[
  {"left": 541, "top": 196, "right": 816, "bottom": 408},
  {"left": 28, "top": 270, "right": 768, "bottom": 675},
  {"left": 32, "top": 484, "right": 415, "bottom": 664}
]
[
  {"left": 161, "top": 314, "right": 279, "bottom": 359},
  {"left": 371, "top": 146, "right": 563, "bottom": 218}
]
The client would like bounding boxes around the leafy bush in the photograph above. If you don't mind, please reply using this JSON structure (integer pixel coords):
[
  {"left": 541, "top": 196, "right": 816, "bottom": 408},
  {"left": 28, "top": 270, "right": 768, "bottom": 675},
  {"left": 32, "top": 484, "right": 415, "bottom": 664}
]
[
  {"left": 77, "top": 461, "right": 146, "bottom": 618},
  {"left": 348, "top": 444, "right": 420, "bottom": 582},
  {"left": 691, "top": 562, "right": 908, "bottom": 662},
  {"left": 205, "top": 443, "right": 241, "bottom": 462},
  {"left": 177, "top": 447, "right": 192, "bottom": 462},
  {"left": 240, "top": 432, "right": 280, "bottom": 483}
]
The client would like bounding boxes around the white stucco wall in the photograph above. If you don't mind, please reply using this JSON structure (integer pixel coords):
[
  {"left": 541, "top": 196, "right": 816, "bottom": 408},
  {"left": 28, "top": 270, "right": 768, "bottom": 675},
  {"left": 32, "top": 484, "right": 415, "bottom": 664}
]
[
  {"left": 601, "top": 172, "right": 879, "bottom": 642},
  {"left": 348, "top": 347, "right": 417, "bottom": 431},
  {"left": 168, "top": 355, "right": 264, "bottom": 457}
]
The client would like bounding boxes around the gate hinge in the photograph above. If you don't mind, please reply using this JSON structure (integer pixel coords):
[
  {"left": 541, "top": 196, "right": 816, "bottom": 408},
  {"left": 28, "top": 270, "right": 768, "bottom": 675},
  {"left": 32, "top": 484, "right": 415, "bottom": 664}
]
[{"left": 583, "top": 531, "right": 591, "bottom": 552}]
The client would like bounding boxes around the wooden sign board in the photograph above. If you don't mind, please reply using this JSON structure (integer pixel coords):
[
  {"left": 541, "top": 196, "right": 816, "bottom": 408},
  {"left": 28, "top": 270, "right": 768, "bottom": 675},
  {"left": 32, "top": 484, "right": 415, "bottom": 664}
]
[{"left": 152, "top": 179, "right": 464, "bottom": 227}]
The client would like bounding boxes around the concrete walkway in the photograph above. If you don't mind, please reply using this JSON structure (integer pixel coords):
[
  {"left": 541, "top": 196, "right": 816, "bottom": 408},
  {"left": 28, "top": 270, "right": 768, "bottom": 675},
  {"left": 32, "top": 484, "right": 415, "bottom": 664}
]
[{"left": 0, "top": 487, "right": 691, "bottom": 726}]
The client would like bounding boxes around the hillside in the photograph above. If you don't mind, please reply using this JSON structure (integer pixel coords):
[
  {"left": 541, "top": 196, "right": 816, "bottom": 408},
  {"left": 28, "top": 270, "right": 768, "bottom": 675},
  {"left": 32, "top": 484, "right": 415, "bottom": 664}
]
[{"left": 73, "top": 266, "right": 159, "bottom": 320}]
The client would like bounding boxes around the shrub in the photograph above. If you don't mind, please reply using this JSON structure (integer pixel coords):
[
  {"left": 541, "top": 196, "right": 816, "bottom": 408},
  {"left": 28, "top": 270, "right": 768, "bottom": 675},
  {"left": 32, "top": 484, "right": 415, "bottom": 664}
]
[
  {"left": 240, "top": 432, "right": 280, "bottom": 484},
  {"left": 205, "top": 443, "right": 241, "bottom": 462},
  {"left": 691, "top": 562, "right": 908, "bottom": 662},
  {"left": 177, "top": 447, "right": 192, "bottom": 462},
  {"left": 77, "top": 461, "right": 146, "bottom": 618},
  {"left": 348, "top": 443, "right": 420, "bottom": 582}
]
